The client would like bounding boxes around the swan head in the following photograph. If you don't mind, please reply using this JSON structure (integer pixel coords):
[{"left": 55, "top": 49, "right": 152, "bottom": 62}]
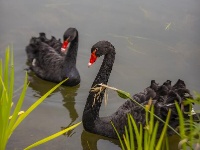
[
  {"left": 88, "top": 41, "right": 114, "bottom": 67},
  {"left": 61, "top": 27, "right": 78, "bottom": 53}
]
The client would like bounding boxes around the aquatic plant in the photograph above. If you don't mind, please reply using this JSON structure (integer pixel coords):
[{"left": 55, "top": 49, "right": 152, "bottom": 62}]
[
  {"left": 99, "top": 84, "right": 200, "bottom": 150},
  {"left": 112, "top": 107, "right": 171, "bottom": 150},
  {"left": 99, "top": 84, "right": 171, "bottom": 150},
  {"left": 176, "top": 94, "right": 200, "bottom": 150},
  {"left": 0, "top": 47, "right": 81, "bottom": 150}
]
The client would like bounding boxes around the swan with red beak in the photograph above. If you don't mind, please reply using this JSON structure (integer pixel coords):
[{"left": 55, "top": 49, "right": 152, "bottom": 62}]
[{"left": 25, "top": 27, "right": 80, "bottom": 86}]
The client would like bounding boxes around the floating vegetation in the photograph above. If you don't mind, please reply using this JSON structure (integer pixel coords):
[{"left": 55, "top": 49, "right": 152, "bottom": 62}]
[{"left": 165, "top": 22, "right": 172, "bottom": 30}]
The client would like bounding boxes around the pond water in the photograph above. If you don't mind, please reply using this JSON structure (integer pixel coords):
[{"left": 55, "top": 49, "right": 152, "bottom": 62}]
[{"left": 1, "top": 0, "right": 200, "bottom": 149}]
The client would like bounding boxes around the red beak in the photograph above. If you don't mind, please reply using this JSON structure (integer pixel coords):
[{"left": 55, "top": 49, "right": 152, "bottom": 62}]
[
  {"left": 61, "top": 39, "right": 69, "bottom": 52},
  {"left": 88, "top": 50, "right": 97, "bottom": 67}
]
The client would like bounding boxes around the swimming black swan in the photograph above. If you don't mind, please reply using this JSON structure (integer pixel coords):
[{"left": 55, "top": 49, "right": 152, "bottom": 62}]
[
  {"left": 82, "top": 40, "right": 199, "bottom": 139},
  {"left": 25, "top": 27, "right": 80, "bottom": 86}
]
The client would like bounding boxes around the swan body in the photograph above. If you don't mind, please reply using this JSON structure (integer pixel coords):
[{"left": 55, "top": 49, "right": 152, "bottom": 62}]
[
  {"left": 25, "top": 28, "right": 80, "bottom": 86},
  {"left": 82, "top": 41, "right": 198, "bottom": 139}
]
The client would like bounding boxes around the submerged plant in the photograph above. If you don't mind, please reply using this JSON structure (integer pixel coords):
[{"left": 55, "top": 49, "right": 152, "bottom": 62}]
[{"left": 0, "top": 47, "right": 81, "bottom": 150}]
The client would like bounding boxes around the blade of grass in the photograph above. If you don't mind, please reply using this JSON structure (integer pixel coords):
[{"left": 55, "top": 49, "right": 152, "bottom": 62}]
[
  {"left": 129, "top": 115, "right": 141, "bottom": 148},
  {"left": 111, "top": 121, "right": 125, "bottom": 150},
  {"left": 7, "top": 73, "right": 29, "bottom": 138},
  {"left": 164, "top": 134, "right": 169, "bottom": 150},
  {"left": 175, "top": 103, "right": 185, "bottom": 135},
  {"left": 156, "top": 109, "right": 171, "bottom": 150},
  {"left": 189, "top": 105, "right": 194, "bottom": 147},
  {"left": 123, "top": 134, "right": 131, "bottom": 150},
  {"left": 0, "top": 47, "right": 13, "bottom": 149},
  {"left": 147, "top": 106, "right": 155, "bottom": 150},
  {"left": 0, "top": 80, "right": 9, "bottom": 150},
  {"left": 8, "top": 47, "right": 14, "bottom": 103},
  {"left": 144, "top": 128, "right": 148, "bottom": 150},
  {"left": 138, "top": 123, "right": 143, "bottom": 150},
  {"left": 127, "top": 114, "right": 135, "bottom": 150},
  {"left": 149, "top": 121, "right": 159, "bottom": 150},
  {"left": 24, "top": 122, "right": 81, "bottom": 150},
  {"left": 144, "top": 106, "right": 150, "bottom": 150},
  {"left": 0, "top": 59, "right": 2, "bottom": 93},
  {"left": 175, "top": 102, "right": 187, "bottom": 150},
  {"left": 0, "top": 59, "right": 3, "bottom": 143},
  {"left": 124, "top": 126, "right": 130, "bottom": 150},
  {"left": 10, "top": 78, "right": 68, "bottom": 135},
  {"left": 0, "top": 84, "right": 3, "bottom": 149},
  {"left": 3, "top": 48, "right": 12, "bottom": 118},
  {"left": 2, "top": 48, "right": 10, "bottom": 119},
  {"left": 149, "top": 106, "right": 154, "bottom": 135},
  {"left": 145, "top": 105, "right": 149, "bottom": 127},
  {"left": 4, "top": 47, "right": 9, "bottom": 91},
  {"left": 130, "top": 115, "right": 140, "bottom": 144}
]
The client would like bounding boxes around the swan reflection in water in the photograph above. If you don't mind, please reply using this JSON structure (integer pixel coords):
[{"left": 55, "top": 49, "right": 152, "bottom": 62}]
[
  {"left": 81, "top": 130, "right": 121, "bottom": 150},
  {"left": 60, "top": 85, "right": 80, "bottom": 137},
  {"left": 27, "top": 72, "right": 80, "bottom": 137}
]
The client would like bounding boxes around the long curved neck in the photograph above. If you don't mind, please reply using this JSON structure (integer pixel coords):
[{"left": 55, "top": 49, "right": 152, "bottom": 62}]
[
  {"left": 92, "top": 52, "right": 115, "bottom": 87},
  {"left": 83, "top": 47, "right": 115, "bottom": 132},
  {"left": 65, "top": 35, "right": 79, "bottom": 65}
]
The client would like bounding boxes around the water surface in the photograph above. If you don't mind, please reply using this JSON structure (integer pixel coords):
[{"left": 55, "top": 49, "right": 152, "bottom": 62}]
[{"left": 0, "top": 0, "right": 200, "bottom": 149}]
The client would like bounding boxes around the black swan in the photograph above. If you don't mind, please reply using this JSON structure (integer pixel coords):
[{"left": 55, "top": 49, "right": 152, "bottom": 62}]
[
  {"left": 82, "top": 40, "right": 199, "bottom": 139},
  {"left": 25, "top": 27, "right": 80, "bottom": 86}
]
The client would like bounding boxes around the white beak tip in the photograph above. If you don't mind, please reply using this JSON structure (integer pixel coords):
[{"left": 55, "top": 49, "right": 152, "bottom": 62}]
[
  {"left": 61, "top": 48, "right": 66, "bottom": 52},
  {"left": 88, "top": 62, "right": 92, "bottom": 67}
]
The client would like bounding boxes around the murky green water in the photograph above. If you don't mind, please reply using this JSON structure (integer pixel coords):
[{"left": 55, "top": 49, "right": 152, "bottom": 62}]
[{"left": 1, "top": 0, "right": 200, "bottom": 149}]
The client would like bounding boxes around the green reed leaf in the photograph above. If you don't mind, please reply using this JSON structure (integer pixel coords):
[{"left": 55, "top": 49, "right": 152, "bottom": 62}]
[
  {"left": 111, "top": 121, "right": 125, "bottom": 150},
  {"left": 24, "top": 122, "right": 81, "bottom": 150},
  {"left": 156, "top": 109, "right": 171, "bottom": 150},
  {"left": 124, "top": 126, "right": 130, "bottom": 150},
  {"left": 10, "top": 78, "right": 68, "bottom": 134},
  {"left": 123, "top": 134, "right": 130, "bottom": 150},
  {"left": 149, "top": 121, "right": 159, "bottom": 150},
  {"left": 129, "top": 115, "right": 141, "bottom": 147},
  {"left": 127, "top": 114, "right": 135, "bottom": 150},
  {"left": 139, "top": 123, "right": 143, "bottom": 150},
  {"left": 8, "top": 72, "right": 29, "bottom": 138}
]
